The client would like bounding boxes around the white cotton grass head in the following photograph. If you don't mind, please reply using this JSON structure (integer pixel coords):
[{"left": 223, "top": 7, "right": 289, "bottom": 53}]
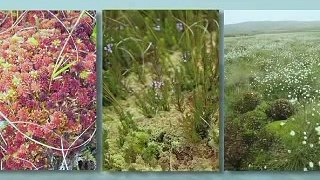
[
  {"left": 310, "top": 144, "right": 314, "bottom": 148},
  {"left": 309, "top": 162, "right": 314, "bottom": 168},
  {"left": 290, "top": 130, "right": 295, "bottom": 136},
  {"left": 315, "top": 126, "right": 320, "bottom": 135}
]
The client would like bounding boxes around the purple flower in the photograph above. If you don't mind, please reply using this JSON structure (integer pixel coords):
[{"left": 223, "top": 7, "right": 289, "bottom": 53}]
[
  {"left": 104, "top": 43, "right": 113, "bottom": 54},
  {"left": 176, "top": 22, "right": 184, "bottom": 32},
  {"left": 151, "top": 80, "right": 164, "bottom": 89}
]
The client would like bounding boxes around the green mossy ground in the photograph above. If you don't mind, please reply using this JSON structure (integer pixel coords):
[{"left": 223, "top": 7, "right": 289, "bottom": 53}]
[{"left": 103, "top": 53, "right": 219, "bottom": 171}]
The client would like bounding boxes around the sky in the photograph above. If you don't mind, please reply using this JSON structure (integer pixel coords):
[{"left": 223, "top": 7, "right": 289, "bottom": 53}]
[{"left": 224, "top": 10, "right": 320, "bottom": 25}]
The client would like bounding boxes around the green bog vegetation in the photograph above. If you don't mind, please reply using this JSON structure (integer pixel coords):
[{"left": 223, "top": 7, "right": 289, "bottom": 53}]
[
  {"left": 225, "top": 21, "right": 320, "bottom": 171},
  {"left": 102, "top": 10, "right": 220, "bottom": 171}
]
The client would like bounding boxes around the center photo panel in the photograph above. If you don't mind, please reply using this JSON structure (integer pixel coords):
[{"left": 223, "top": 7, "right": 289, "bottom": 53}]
[{"left": 102, "top": 10, "right": 220, "bottom": 171}]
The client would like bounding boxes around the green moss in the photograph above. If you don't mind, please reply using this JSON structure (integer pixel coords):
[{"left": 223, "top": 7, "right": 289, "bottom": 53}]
[
  {"left": 232, "top": 91, "right": 261, "bottom": 114},
  {"left": 266, "top": 99, "right": 295, "bottom": 120},
  {"left": 27, "top": 37, "right": 39, "bottom": 46},
  {"left": 79, "top": 70, "right": 90, "bottom": 79},
  {"left": 123, "top": 131, "right": 150, "bottom": 163},
  {"left": 108, "top": 154, "right": 126, "bottom": 170},
  {"left": 52, "top": 39, "right": 61, "bottom": 46},
  {"left": 12, "top": 75, "right": 21, "bottom": 86},
  {"left": 142, "top": 141, "right": 160, "bottom": 164}
]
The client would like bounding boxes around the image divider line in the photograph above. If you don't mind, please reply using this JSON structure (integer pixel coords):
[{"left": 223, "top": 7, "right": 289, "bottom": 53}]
[
  {"left": 96, "top": 10, "right": 103, "bottom": 172},
  {"left": 219, "top": 10, "right": 225, "bottom": 173}
]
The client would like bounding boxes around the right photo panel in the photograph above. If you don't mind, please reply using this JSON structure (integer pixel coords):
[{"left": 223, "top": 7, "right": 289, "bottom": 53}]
[{"left": 225, "top": 10, "right": 320, "bottom": 171}]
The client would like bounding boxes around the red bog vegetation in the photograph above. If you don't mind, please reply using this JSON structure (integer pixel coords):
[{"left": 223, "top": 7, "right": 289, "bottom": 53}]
[{"left": 0, "top": 10, "right": 96, "bottom": 170}]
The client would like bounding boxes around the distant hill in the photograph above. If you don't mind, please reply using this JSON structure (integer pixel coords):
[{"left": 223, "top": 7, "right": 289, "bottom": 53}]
[{"left": 225, "top": 21, "right": 320, "bottom": 36}]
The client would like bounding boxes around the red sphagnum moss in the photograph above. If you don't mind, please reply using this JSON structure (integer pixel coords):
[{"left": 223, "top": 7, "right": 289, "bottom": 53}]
[{"left": 0, "top": 10, "right": 96, "bottom": 170}]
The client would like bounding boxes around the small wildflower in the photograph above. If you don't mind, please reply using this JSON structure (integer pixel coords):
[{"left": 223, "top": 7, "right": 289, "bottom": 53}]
[
  {"left": 176, "top": 22, "right": 184, "bottom": 32},
  {"left": 104, "top": 43, "right": 113, "bottom": 53},
  {"left": 151, "top": 80, "right": 164, "bottom": 89}
]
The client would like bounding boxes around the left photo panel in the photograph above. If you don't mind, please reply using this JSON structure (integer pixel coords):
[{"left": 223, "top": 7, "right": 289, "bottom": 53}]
[{"left": 0, "top": 10, "right": 97, "bottom": 170}]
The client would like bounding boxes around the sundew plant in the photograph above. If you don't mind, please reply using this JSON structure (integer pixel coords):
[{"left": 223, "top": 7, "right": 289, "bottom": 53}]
[
  {"left": 225, "top": 28, "right": 320, "bottom": 171},
  {"left": 0, "top": 11, "right": 96, "bottom": 170},
  {"left": 103, "top": 10, "right": 219, "bottom": 171}
]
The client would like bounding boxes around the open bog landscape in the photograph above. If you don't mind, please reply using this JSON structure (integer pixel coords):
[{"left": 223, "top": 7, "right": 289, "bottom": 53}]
[
  {"left": 103, "top": 10, "right": 220, "bottom": 171},
  {"left": 225, "top": 20, "right": 320, "bottom": 171}
]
